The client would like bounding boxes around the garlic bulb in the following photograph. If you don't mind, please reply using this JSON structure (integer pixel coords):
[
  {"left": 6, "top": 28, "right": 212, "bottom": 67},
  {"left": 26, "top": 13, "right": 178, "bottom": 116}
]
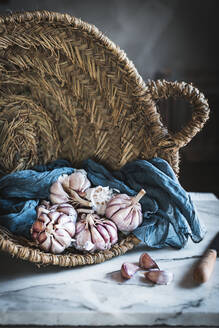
[
  {"left": 31, "top": 202, "right": 77, "bottom": 254},
  {"left": 50, "top": 170, "right": 91, "bottom": 206},
  {"left": 105, "top": 189, "right": 146, "bottom": 232},
  {"left": 85, "top": 186, "right": 114, "bottom": 215},
  {"left": 74, "top": 213, "right": 118, "bottom": 252}
]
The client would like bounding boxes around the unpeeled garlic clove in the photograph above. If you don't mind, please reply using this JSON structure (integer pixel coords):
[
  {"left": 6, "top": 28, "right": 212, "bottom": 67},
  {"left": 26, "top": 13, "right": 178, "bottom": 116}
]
[
  {"left": 50, "top": 175, "right": 69, "bottom": 204},
  {"left": 68, "top": 169, "right": 91, "bottom": 194},
  {"left": 139, "top": 253, "right": 159, "bottom": 270},
  {"left": 121, "top": 262, "right": 139, "bottom": 279},
  {"left": 145, "top": 270, "right": 173, "bottom": 285}
]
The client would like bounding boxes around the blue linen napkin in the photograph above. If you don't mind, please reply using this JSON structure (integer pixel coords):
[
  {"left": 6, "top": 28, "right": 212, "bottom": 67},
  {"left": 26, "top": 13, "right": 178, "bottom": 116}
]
[{"left": 0, "top": 158, "right": 206, "bottom": 248}]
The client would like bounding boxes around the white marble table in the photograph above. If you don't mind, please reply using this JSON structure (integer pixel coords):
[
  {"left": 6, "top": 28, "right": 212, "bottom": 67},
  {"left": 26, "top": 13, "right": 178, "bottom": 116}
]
[{"left": 0, "top": 193, "right": 219, "bottom": 326}]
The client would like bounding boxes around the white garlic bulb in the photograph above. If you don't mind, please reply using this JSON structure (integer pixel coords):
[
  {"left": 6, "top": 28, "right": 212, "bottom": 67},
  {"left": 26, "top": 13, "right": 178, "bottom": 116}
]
[
  {"left": 31, "top": 202, "right": 77, "bottom": 254},
  {"left": 105, "top": 189, "right": 146, "bottom": 232},
  {"left": 74, "top": 213, "right": 118, "bottom": 252},
  {"left": 50, "top": 170, "right": 91, "bottom": 205}
]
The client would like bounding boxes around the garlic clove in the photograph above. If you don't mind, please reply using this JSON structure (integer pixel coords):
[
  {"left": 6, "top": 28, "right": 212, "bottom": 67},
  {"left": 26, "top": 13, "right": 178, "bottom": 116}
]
[
  {"left": 104, "top": 219, "right": 117, "bottom": 229},
  {"left": 74, "top": 225, "right": 96, "bottom": 252},
  {"left": 50, "top": 180, "right": 69, "bottom": 204},
  {"left": 38, "top": 231, "right": 47, "bottom": 244},
  {"left": 139, "top": 253, "right": 159, "bottom": 270},
  {"left": 90, "top": 225, "right": 106, "bottom": 250},
  {"left": 121, "top": 262, "right": 139, "bottom": 279},
  {"left": 31, "top": 220, "right": 44, "bottom": 233},
  {"left": 56, "top": 203, "right": 77, "bottom": 222},
  {"left": 48, "top": 211, "right": 60, "bottom": 222},
  {"left": 103, "top": 221, "right": 118, "bottom": 245},
  {"left": 55, "top": 228, "right": 72, "bottom": 247},
  {"left": 75, "top": 220, "right": 86, "bottom": 234},
  {"left": 68, "top": 169, "right": 91, "bottom": 193},
  {"left": 50, "top": 192, "right": 69, "bottom": 204},
  {"left": 56, "top": 213, "right": 72, "bottom": 225},
  {"left": 96, "top": 224, "right": 111, "bottom": 246},
  {"left": 50, "top": 237, "right": 65, "bottom": 254},
  {"left": 37, "top": 206, "right": 50, "bottom": 218},
  {"left": 105, "top": 204, "right": 125, "bottom": 218},
  {"left": 62, "top": 222, "right": 75, "bottom": 237},
  {"left": 145, "top": 270, "right": 173, "bottom": 285},
  {"left": 55, "top": 214, "right": 76, "bottom": 237},
  {"left": 38, "top": 213, "right": 51, "bottom": 225},
  {"left": 40, "top": 233, "right": 52, "bottom": 251}
]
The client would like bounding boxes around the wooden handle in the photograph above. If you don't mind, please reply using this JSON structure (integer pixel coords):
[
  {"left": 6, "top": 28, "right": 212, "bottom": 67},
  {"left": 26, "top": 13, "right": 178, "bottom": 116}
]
[{"left": 193, "top": 249, "right": 217, "bottom": 283}]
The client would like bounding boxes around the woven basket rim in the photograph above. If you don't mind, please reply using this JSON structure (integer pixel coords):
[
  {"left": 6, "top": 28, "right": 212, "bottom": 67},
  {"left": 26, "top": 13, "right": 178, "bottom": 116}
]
[{"left": 0, "top": 224, "right": 140, "bottom": 267}]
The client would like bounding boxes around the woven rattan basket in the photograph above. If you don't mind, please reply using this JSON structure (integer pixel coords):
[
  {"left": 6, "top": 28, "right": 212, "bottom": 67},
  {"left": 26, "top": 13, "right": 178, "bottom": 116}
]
[{"left": 0, "top": 11, "right": 210, "bottom": 267}]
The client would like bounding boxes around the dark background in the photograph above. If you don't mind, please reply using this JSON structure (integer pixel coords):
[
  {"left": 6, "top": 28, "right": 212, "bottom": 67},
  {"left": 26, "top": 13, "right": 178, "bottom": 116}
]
[{"left": 0, "top": 0, "right": 219, "bottom": 195}]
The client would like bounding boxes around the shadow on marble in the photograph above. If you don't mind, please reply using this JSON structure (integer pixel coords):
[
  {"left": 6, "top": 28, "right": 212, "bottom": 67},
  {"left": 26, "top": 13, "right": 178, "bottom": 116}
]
[
  {"left": 0, "top": 251, "right": 78, "bottom": 282},
  {"left": 177, "top": 259, "right": 201, "bottom": 289}
]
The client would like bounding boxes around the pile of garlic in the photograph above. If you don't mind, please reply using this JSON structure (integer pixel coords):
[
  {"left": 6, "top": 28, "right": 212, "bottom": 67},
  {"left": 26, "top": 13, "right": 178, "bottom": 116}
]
[
  {"left": 121, "top": 253, "right": 174, "bottom": 285},
  {"left": 30, "top": 169, "right": 146, "bottom": 254}
]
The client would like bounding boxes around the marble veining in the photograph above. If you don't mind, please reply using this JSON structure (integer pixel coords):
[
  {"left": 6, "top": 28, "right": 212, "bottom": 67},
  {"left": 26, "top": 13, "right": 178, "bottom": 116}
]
[{"left": 0, "top": 193, "right": 219, "bottom": 326}]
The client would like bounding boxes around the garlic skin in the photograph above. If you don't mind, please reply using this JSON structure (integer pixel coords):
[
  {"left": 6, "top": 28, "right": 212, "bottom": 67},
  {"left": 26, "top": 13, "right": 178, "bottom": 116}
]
[
  {"left": 121, "top": 262, "right": 139, "bottom": 279},
  {"left": 68, "top": 169, "right": 91, "bottom": 195},
  {"left": 85, "top": 186, "right": 114, "bottom": 215},
  {"left": 50, "top": 170, "right": 91, "bottom": 206},
  {"left": 50, "top": 174, "right": 70, "bottom": 204},
  {"left": 74, "top": 213, "right": 118, "bottom": 252},
  {"left": 105, "top": 189, "right": 146, "bottom": 232},
  {"left": 31, "top": 202, "right": 77, "bottom": 254},
  {"left": 145, "top": 270, "right": 173, "bottom": 285},
  {"left": 139, "top": 253, "right": 159, "bottom": 270}
]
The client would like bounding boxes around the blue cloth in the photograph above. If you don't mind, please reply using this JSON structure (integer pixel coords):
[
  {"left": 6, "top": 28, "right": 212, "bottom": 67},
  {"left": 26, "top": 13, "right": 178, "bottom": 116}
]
[
  {"left": 0, "top": 158, "right": 206, "bottom": 248},
  {"left": 0, "top": 160, "right": 74, "bottom": 238}
]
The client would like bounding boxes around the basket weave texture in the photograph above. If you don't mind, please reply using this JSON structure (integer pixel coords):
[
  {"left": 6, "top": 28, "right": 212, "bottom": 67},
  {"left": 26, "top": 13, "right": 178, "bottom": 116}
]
[{"left": 0, "top": 11, "right": 210, "bottom": 267}]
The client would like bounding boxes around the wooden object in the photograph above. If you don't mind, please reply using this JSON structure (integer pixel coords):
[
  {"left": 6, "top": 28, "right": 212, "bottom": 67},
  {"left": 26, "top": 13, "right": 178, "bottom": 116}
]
[{"left": 193, "top": 249, "right": 217, "bottom": 283}]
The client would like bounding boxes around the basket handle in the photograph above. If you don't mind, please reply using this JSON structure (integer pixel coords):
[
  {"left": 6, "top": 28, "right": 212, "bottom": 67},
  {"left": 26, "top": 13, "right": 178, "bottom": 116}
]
[{"left": 146, "top": 80, "right": 210, "bottom": 149}]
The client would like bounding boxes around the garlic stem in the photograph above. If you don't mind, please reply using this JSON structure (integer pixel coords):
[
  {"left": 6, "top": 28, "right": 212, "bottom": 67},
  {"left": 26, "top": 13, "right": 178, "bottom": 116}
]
[
  {"left": 77, "top": 208, "right": 94, "bottom": 214},
  {"left": 132, "top": 189, "right": 146, "bottom": 204},
  {"left": 63, "top": 185, "right": 92, "bottom": 207},
  {"left": 86, "top": 214, "right": 95, "bottom": 226}
]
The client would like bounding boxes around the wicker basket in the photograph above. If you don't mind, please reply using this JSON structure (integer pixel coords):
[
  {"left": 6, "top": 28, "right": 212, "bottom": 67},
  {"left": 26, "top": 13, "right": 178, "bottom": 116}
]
[{"left": 0, "top": 11, "right": 209, "bottom": 267}]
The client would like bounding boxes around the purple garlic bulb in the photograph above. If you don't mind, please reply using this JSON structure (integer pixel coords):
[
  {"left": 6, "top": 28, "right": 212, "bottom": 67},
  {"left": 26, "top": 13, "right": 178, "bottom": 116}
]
[
  {"left": 31, "top": 202, "right": 77, "bottom": 254},
  {"left": 50, "top": 169, "right": 91, "bottom": 205},
  {"left": 105, "top": 189, "right": 146, "bottom": 232},
  {"left": 74, "top": 213, "right": 118, "bottom": 252}
]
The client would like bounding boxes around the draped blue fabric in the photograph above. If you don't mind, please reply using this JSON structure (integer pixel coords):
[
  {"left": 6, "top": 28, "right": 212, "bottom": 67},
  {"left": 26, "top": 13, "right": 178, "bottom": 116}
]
[{"left": 0, "top": 158, "right": 205, "bottom": 248}]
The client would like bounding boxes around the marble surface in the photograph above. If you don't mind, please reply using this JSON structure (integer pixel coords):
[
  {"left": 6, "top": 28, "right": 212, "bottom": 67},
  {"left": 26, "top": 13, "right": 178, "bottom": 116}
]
[{"left": 0, "top": 193, "right": 219, "bottom": 326}]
